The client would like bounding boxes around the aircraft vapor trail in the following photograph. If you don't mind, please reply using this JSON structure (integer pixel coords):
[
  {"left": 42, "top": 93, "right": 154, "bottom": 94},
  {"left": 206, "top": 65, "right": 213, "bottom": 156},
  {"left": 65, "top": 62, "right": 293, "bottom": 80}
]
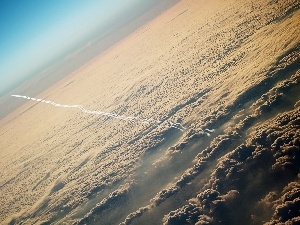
[{"left": 11, "top": 95, "right": 186, "bottom": 131}]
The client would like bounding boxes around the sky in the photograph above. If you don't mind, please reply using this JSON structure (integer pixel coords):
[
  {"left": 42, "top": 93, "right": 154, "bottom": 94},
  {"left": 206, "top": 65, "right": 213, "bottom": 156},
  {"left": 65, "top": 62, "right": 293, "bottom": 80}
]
[{"left": 0, "top": 0, "right": 162, "bottom": 95}]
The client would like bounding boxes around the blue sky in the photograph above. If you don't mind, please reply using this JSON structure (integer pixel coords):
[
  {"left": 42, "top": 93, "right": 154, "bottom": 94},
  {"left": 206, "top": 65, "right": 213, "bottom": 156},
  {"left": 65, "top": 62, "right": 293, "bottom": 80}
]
[{"left": 0, "top": 0, "right": 159, "bottom": 95}]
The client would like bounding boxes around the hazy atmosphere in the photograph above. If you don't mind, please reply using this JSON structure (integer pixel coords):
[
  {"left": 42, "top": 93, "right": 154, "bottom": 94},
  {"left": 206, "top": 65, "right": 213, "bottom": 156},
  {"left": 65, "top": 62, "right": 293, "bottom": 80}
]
[
  {"left": 0, "top": 0, "right": 178, "bottom": 96},
  {"left": 0, "top": 0, "right": 299, "bottom": 224}
]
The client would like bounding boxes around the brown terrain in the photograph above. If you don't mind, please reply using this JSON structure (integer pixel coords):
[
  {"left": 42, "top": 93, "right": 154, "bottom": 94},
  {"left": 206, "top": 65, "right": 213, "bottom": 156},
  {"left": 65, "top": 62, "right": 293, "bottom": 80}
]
[{"left": 0, "top": 0, "right": 299, "bottom": 224}]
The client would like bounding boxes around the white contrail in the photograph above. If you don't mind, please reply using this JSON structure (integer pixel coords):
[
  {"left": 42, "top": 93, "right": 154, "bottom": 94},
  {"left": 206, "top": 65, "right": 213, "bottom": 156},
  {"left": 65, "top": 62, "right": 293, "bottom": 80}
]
[
  {"left": 11, "top": 95, "right": 186, "bottom": 131},
  {"left": 169, "top": 121, "right": 186, "bottom": 132},
  {"left": 205, "top": 128, "right": 215, "bottom": 133},
  {"left": 204, "top": 128, "right": 215, "bottom": 136}
]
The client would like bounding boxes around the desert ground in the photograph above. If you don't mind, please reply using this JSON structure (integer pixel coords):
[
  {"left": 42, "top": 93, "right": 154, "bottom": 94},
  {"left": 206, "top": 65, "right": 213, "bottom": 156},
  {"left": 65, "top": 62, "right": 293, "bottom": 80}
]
[{"left": 0, "top": 0, "right": 299, "bottom": 224}]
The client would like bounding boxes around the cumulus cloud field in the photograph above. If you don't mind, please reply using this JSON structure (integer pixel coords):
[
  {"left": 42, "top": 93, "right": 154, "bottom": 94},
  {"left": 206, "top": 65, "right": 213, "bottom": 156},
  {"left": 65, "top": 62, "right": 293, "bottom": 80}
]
[{"left": 0, "top": 0, "right": 299, "bottom": 224}]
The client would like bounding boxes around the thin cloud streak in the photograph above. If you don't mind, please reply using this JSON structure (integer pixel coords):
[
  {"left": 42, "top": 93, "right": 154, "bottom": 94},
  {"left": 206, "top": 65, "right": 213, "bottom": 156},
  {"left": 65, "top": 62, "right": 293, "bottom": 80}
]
[{"left": 11, "top": 94, "right": 186, "bottom": 131}]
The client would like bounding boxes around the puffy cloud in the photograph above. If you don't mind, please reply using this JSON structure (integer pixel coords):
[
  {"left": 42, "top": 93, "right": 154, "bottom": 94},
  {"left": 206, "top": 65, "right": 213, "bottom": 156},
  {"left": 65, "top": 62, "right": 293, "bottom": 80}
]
[
  {"left": 163, "top": 203, "right": 203, "bottom": 225},
  {"left": 163, "top": 105, "right": 300, "bottom": 225},
  {"left": 1, "top": 0, "right": 300, "bottom": 224},
  {"left": 76, "top": 183, "right": 131, "bottom": 225},
  {"left": 151, "top": 185, "right": 180, "bottom": 207},
  {"left": 195, "top": 215, "right": 213, "bottom": 225},
  {"left": 163, "top": 189, "right": 240, "bottom": 225},
  {"left": 263, "top": 182, "right": 300, "bottom": 224},
  {"left": 120, "top": 206, "right": 150, "bottom": 225}
]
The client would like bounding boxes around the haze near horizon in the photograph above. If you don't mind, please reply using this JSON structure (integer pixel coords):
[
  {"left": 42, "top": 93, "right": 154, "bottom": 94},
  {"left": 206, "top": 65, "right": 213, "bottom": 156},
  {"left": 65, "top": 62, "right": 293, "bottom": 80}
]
[
  {"left": 0, "top": 0, "right": 299, "bottom": 224},
  {"left": 0, "top": 0, "right": 177, "bottom": 96}
]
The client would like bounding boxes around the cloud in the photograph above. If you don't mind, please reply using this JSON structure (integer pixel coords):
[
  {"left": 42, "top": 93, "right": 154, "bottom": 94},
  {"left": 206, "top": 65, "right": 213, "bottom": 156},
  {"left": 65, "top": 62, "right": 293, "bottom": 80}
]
[
  {"left": 162, "top": 189, "right": 239, "bottom": 225},
  {"left": 163, "top": 103, "right": 300, "bottom": 224},
  {"left": 11, "top": 94, "right": 186, "bottom": 131},
  {"left": 263, "top": 182, "right": 300, "bottom": 224},
  {"left": 120, "top": 206, "right": 150, "bottom": 225},
  {"left": 76, "top": 183, "right": 131, "bottom": 225},
  {"left": 163, "top": 203, "right": 203, "bottom": 225}
]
